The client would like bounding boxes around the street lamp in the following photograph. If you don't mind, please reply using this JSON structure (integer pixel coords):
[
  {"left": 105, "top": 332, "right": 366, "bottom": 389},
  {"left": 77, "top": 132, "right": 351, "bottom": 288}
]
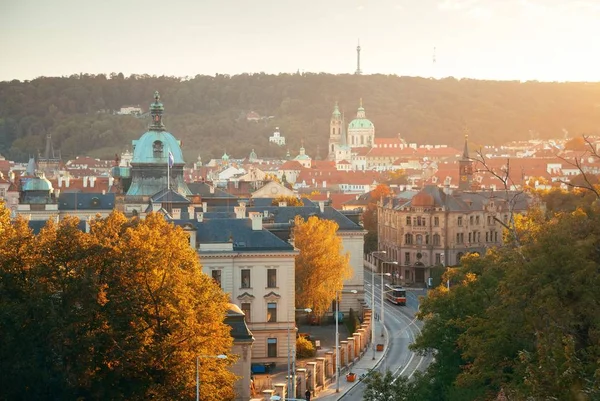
[
  {"left": 441, "top": 252, "right": 449, "bottom": 290},
  {"left": 379, "top": 261, "right": 398, "bottom": 337},
  {"left": 196, "top": 354, "right": 227, "bottom": 401},
  {"left": 288, "top": 307, "right": 312, "bottom": 399},
  {"left": 335, "top": 289, "right": 358, "bottom": 393},
  {"left": 369, "top": 250, "right": 387, "bottom": 360}
]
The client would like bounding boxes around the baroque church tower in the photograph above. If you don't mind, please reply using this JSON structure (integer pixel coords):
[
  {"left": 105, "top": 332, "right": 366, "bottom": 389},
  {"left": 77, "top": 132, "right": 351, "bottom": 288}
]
[{"left": 328, "top": 102, "right": 343, "bottom": 160}]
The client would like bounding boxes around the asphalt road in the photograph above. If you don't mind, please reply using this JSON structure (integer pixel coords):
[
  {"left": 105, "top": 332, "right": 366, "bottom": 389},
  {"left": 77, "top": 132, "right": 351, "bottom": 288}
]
[{"left": 339, "top": 271, "right": 433, "bottom": 400}]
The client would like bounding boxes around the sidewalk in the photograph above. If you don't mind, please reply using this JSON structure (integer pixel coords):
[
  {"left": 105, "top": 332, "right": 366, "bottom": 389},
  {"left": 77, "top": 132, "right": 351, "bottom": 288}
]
[{"left": 314, "top": 319, "right": 388, "bottom": 401}]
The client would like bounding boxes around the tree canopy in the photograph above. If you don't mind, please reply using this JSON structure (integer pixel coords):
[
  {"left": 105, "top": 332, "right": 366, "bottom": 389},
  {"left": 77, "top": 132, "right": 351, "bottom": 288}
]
[
  {"left": 292, "top": 216, "right": 351, "bottom": 317},
  {"left": 2, "top": 73, "right": 600, "bottom": 162},
  {"left": 0, "top": 205, "right": 236, "bottom": 401},
  {"left": 387, "top": 200, "right": 600, "bottom": 401}
]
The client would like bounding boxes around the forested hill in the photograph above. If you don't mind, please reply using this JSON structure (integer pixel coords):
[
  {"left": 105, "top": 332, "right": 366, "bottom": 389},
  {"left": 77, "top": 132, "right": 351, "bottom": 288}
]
[{"left": 1, "top": 73, "right": 600, "bottom": 163}]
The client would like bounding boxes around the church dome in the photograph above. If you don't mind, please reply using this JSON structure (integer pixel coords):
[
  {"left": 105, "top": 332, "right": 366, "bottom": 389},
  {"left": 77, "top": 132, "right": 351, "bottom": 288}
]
[
  {"left": 131, "top": 92, "right": 185, "bottom": 165},
  {"left": 22, "top": 175, "right": 53, "bottom": 192},
  {"left": 348, "top": 98, "right": 374, "bottom": 129},
  {"left": 348, "top": 118, "right": 374, "bottom": 129}
]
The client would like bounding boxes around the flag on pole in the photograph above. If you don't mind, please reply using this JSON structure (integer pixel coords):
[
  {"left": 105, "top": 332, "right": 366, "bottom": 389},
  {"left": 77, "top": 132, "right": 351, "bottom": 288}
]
[{"left": 168, "top": 151, "right": 174, "bottom": 168}]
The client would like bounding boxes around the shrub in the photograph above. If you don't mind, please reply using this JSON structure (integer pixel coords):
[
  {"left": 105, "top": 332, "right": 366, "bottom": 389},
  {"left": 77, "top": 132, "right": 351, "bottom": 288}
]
[{"left": 296, "top": 336, "right": 316, "bottom": 359}]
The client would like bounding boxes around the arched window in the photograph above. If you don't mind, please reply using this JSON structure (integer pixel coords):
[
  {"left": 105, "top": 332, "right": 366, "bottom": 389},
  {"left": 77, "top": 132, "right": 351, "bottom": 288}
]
[
  {"left": 433, "top": 234, "right": 440, "bottom": 245},
  {"left": 416, "top": 234, "right": 423, "bottom": 245},
  {"left": 153, "top": 140, "right": 164, "bottom": 158},
  {"left": 405, "top": 233, "right": 413, "bottom": 245}
]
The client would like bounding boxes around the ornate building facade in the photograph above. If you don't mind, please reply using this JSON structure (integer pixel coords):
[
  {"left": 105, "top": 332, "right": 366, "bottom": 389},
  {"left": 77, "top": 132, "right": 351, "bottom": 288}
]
[{"left": 377, "top": 145, "right": 533, "bottom": 285}]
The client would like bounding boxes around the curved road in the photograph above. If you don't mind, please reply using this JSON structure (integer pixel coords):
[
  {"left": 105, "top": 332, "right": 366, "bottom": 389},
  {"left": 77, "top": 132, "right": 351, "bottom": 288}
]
[{"left": 340, "top": 271, "right": 433, "bottom": 400}]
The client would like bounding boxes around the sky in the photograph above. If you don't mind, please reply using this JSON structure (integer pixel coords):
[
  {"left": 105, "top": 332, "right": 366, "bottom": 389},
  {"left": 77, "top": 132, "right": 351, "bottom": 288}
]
[{"left": 1, "top": 0, "right": 600, "bottom": 82}]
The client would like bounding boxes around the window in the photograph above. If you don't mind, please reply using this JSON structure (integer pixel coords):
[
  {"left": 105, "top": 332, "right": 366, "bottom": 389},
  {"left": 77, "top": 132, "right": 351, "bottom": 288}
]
[
  {"left": 433, "top": 234, "right": 440, "bottom": 246},
  {"left": 405, "top": 252, "right": 411, "bottom": 265},
  {"left": 457, "top": 216, "right": 463, "bottom": 226},
  {"left": 241, "top": 302, "right": 251, "bottom": 323},
  {"left": 406, "top": 216, "right": 411, "bottom": 226},
  {"left": 267, "top": 338, "right": 278, "bottom": 357},
  {"left": 434, "top": 217, "right": 439, "bottom": 227},
  {"left": 435, "top": 253, "right": 442, "bottom": 265},
  {"left": 495, "top": 231, "right": 499, "bottom": 242},
  {"left": 469, "top": 216, "right": 474, "bottom": 225},
  {"left": 425, "top": 234, "right": 430, "bottom": 245},
  {"left": 267, "top": 269, "right": 277, "bottom": 288},
  {"left": 476, "top": 215, "right": 480, "bottom": 225},
  {"left": 267, "top": 302, "right": 277, "bottom": 322},
  {"left": 487, "top": 216, "right": 492, "bottom": 225},
  {"left": 152, "top": 140, "right": 164, "bottom": 158},
  {"left": 405, "top": 233, "right": 413, "bottom": 245},
  {"left": 468, "top": 232, "right": 472, "bottom": 243},
  {"left": 477, "top": 232, "right": 481, "bottom": 242},
  {"left": 212, "top": 270, "right": 222, "bottom": 288},
  {"left": 416, "top": 235, "right": 423, "bottom": 245},
  {"left": 456, "top": 233, "right": 464, "bottom": 243},
  {"left": 486, "top": 232, "right": 489, "bottom": 242},
  {"left": 0, "top": 188, "right": 5, "bottom": 198},
  {"left": 241, "top": 269, "right": 251, "bottom": 288}
]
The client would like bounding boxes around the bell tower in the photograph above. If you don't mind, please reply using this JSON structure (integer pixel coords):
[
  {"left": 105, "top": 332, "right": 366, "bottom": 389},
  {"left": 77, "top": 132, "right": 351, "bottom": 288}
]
[
  {"left": 328, "top": 102, "right": 342, "bottom": 160},
  {"left": 458, "top": 132, "right": 473, "bottom": 191}
]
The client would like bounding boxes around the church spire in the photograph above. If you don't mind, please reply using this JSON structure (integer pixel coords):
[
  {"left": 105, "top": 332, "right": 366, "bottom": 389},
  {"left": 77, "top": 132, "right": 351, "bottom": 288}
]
[{"left": 149, "top": 91, "right": 165, "bottom": 132}]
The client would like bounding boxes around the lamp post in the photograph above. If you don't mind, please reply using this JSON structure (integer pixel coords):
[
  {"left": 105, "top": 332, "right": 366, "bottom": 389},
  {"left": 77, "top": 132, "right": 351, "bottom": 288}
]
[
  {"left": 369, "top": 250, "right": 387, "bottom": 360},
  {"left": 335, "top": 289, "right": 357, "bottom": 393},
  {"left": 380, "top": 261, "right": 397, "bottom": 336},
  {"left": 441, "top": 252, "right": 449, "bottom": 290},
  {"left": 288, "top": 307, "right": 312, "bottom": 399},
  {"left": 196, "top": 354, "right": 227, "bottom": 401}
]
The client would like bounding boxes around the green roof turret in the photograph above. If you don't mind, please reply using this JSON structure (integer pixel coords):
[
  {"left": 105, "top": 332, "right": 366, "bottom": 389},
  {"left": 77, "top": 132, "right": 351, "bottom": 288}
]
[{"left": 149, "top": 91, "right": 165, "bottom": 132}]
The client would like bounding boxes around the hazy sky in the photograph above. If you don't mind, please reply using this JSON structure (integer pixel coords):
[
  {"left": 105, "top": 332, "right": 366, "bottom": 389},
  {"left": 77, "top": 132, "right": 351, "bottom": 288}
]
[{"left": 2, "top": 0, "right": 600, "bottom": 82}]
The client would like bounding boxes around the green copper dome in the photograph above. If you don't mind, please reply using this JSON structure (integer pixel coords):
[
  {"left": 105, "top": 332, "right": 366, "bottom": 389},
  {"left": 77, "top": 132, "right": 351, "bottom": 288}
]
[
  {"left": 130, "top": 92, "right": 185, "bottom": 165},
  {"left": 348, "top": 98, "right": 374, "bottom": 129},
  {"left": 348, "top": 118, "right": 374, "bottom": 129},
  {"left": 131, "top": 131, "right": 185, "bottom": 165},
  {"left": 22, "top": 176, "right": 53, "bottom": 191}
]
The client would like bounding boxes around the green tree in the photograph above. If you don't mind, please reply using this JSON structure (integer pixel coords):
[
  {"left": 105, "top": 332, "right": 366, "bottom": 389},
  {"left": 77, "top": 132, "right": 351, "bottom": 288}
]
[{"left": 292, "top": 216, "right": 351, "bottom": 317}]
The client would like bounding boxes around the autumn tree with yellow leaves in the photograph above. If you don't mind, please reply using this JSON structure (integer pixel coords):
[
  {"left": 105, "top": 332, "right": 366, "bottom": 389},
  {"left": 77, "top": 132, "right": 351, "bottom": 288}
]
[
  {"left": 271, "top": 195, "right": 303, "bottom": 206},
  {"left": 0, "top": 204, "right": 236, "bottom": 401},
  {"left": 292, "top": 216, "right": 352, "bottom": 317}
]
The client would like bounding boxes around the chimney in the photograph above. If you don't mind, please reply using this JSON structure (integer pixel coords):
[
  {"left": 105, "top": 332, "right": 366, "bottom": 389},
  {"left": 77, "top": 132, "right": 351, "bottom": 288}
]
[
  {"left": 66, "top": 176, "right": 70, "bottom": 187},
  {"left": 249, "top": 211, "right": 262, "bottom": 230},
  {"left": 210, "top": 186, "right": 215, "bottom": 194},
  {"left": 318, "top": 201, "right": 325, "bottom": 213},
  {"left": 197, "top": 212, "right": 204, "bottom": 222},
  {"left": 234, "top": 206, "right": 245, "bottom": 219},
  {"left": 187, "top": 206, "right": 195, "bottom": 219},
  {"left": 90, "top": 176, "right": 95, "bottom": 187},
  {"left": 322, "top": 180, "right": 327, "bottom": 188},
  {"left": 202, "top": 202, "right": 207, "bottom": 213},
  {"left": 108, "top": 176, "right": 114, "bottom": 187},
  {"left": 58, "top": 176, "right": 63, "bottom": 187}
]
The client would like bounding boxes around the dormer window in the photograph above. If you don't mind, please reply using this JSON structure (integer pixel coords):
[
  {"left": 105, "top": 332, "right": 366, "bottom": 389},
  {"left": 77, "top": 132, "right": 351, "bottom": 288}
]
[{"left": 153, "top": 140, "right": 164, "bottom": 158}]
